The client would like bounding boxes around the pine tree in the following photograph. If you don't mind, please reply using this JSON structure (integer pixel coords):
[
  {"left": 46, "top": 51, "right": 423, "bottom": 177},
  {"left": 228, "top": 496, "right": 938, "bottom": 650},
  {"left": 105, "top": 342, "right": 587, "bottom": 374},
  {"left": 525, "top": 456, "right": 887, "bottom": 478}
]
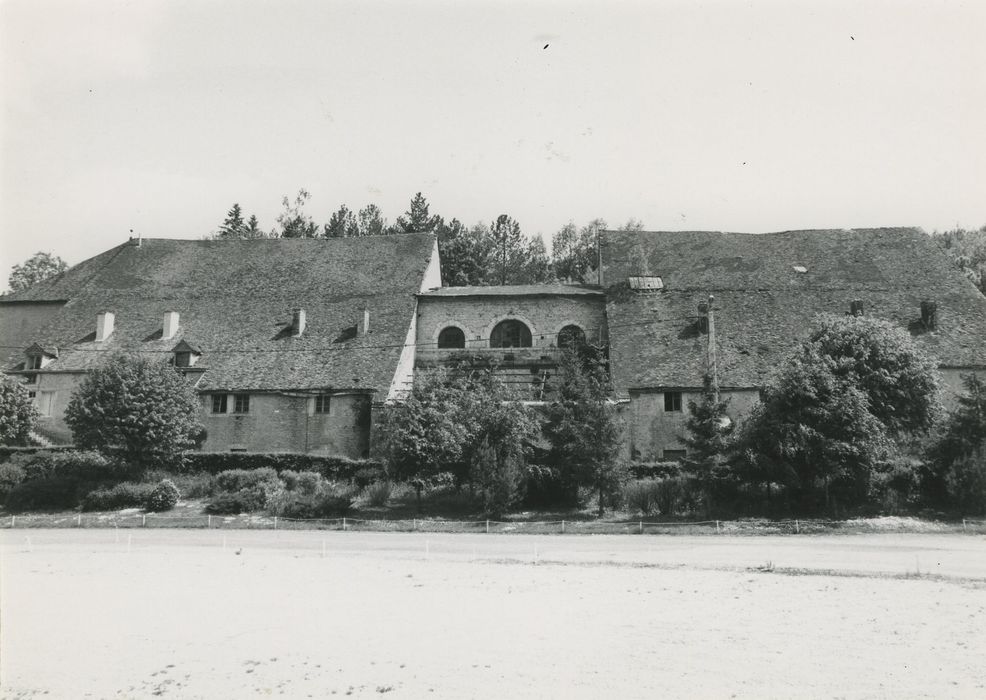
[
  {"left": 681, "top": 374, "right": 735, "bottom": 513},
  {"left": 544, "top": 347, "right": 626, "bottom": 514},
  {"left": 217, "top": 203, "right": 246, "bottom": 238},
  {"left": 357, "top": 204, "right": 387, "bottom": 236},
  {"left": 395, "top": 192, "right": 441, "bottom": 233},
  {"left": 325, "top": 205, "right": 359, "bottom": 238}
]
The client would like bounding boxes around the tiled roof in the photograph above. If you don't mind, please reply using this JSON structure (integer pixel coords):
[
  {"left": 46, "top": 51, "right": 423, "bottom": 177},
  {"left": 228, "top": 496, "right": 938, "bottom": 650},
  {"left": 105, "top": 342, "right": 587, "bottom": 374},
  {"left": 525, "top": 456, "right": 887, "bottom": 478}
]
[
  {"left": 2, "top": 235, "right": 437, "bottom": 393},
  {"left": 419, "top": 284, "right": 604, "bottom": 297},
  {"left": 602, "top": 228, "right": 986, "bottom": 394}
]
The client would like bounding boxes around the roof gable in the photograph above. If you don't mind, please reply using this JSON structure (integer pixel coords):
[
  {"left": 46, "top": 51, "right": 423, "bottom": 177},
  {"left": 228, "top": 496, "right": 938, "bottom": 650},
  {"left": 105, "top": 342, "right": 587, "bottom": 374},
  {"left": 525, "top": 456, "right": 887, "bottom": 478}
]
[
  {"left": 603, "top": 228, "right": 986, "bottom": 393},
  {"left": 3, "top": 235, "right": 438, "bottom": 393}
]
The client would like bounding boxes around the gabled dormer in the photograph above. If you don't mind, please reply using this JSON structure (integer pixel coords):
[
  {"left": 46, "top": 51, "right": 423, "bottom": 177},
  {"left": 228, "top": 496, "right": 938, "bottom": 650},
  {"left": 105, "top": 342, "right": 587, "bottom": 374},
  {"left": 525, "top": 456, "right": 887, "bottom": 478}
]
[
  {"left": 171, "top": 340, "right": 202, "bottom": 368},
  {"left": 25, "top": 343, "right": 58, "bottom": 370}
]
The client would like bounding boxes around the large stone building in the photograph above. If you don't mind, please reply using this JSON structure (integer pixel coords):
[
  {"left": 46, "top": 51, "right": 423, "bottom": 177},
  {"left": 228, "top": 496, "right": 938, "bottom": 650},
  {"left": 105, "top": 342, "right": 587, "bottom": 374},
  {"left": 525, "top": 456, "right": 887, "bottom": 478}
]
[{"left": 2, "top": 227, "right": 984, "bottom": 459}]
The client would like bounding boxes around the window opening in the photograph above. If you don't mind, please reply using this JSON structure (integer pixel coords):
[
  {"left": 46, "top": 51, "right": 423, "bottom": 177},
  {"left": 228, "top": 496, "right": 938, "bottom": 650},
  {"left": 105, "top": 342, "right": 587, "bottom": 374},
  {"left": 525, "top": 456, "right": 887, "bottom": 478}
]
[
  {"left": 490, "top": 319, "right": 532, "bottom": 348},
  {"left": 437, "top": 326, "right": 466, "bottom": 349},
  {"left": 212, "top": 394, "right": 228, "bottom": 414},
  {"left": 664, "top": 392, "right": 682, "bottom": 412},
  {"left": 557, "top": 325, "right": 586, "bottom": 350}
]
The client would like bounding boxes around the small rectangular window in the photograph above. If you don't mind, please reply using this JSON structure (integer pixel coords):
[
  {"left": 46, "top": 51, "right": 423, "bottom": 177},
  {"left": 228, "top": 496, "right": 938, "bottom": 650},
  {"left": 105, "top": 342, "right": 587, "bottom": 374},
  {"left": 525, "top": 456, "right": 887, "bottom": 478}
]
[
  {"left": 212, "top": 394, "right": 228, "bottom": 414},
  {"left": 28, "top": 356, "right": 42, "bottom": 370},
  {"left": 664, "top": 391, "right": 682, "bottom": 412},
  {"left": 38, "top": 391, "right": 56, "bottom": 417},
  {"left": 314, "top": 395, "right": 331, "bottom": 414},
  {"left": 233, "top": 394, "right": 250, "bottom": 414},
  {"left": 662, "top": 449, "right": 687, "bottom": 462},
  {"left": 28, "top": 391, "right": 37, "bottom": 399},
  {"left": 174, "top": 352, "right": 190, "bottom": 368}
]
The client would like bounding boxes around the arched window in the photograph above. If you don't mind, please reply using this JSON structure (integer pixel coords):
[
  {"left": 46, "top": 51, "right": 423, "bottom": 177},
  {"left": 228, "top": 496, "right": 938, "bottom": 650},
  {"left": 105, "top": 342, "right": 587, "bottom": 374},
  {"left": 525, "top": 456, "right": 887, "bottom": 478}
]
[
  {"left": 437, "top": 326, "right": 466, "bottom": 349},
  {"left": 490, "top": 319, "right": 532, "bottom": 348},
  {"left": 557, "top": 325, "right": 586, "bottom": 350}
]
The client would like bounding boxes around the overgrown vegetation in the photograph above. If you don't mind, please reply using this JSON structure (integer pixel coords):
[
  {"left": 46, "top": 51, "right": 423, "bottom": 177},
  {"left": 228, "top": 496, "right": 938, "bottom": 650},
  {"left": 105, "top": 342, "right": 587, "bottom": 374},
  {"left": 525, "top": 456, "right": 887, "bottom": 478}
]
[{"left": 0, "top": 379, "right": 38, "bottom": 446}]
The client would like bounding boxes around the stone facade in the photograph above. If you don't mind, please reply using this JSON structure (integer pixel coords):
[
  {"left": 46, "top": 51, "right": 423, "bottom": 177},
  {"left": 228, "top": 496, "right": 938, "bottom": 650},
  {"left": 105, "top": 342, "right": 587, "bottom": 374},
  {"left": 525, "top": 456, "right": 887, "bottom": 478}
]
[{"left": 200, "top": 392, "right": 372, "bottom": 456}]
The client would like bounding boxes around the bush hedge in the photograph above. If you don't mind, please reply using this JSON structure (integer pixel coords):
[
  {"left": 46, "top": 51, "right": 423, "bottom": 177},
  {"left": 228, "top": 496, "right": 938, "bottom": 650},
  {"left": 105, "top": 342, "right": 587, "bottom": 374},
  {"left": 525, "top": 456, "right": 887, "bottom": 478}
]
[
  {"left": 628, "top": 462, "right": 683, "bottom": 480},
  {"left": 183, "top": 453, "right": 385, "bottom": 485},
  {"left": 82, "top": 482, "right": 158, "bottom": 511},
  {"left": 6, "top": 477, "right": 81, "bottom": 512}
]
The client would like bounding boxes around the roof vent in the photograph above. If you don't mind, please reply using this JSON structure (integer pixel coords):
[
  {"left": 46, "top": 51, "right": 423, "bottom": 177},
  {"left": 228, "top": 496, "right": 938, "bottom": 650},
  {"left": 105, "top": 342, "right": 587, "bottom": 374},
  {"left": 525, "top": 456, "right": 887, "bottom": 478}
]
[
  {"left": 628, "top": 276, "right": 664, "bottom": 291},
  {"left": 292, "top": 308, "right": 306, "bottom": 337},
  {"left": 920, "top": 300, "right": 937, "bottom": 330},
  {"left": 850, "top": 300, "right": 864, "bottom": 317}
]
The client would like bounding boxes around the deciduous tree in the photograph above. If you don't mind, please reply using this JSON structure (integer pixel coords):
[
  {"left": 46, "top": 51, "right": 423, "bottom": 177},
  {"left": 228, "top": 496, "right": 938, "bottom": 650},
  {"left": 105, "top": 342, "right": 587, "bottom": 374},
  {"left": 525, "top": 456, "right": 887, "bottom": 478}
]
[
  {"left": 735, "top": 315, "right": 941, "bottom": 512},
  {"left": 0, "top": 379, "right": 38, "bottom": 445},
  {"left": 274, "top": 189, "right": 320, "bottom": 238},
  {"left": 64, "top": 354, "right": 204, "bottom": 469},
  {"left": 8, "top": 252, "right": 69, "bottom": 292}
]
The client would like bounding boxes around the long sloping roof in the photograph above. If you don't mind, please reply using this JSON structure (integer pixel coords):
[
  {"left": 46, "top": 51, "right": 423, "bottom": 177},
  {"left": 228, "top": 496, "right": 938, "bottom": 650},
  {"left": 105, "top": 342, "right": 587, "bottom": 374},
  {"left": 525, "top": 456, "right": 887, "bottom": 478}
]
[
  {"left": 602, "top": 228, "right": 986, "bottom": 394},
  {"left": 2, "top": 235, "right": 437, "bottom": 393}
]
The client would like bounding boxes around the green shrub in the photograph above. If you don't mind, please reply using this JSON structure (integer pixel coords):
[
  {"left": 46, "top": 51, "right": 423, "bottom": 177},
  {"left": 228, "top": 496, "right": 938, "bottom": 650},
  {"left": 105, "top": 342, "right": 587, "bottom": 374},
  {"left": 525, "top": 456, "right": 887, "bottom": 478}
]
[
  {"left": 361, "top": 480, "right": 393, "bottom": 507},
  {"left": 945, "top": 449, "right": 986, "bottom": 516},
  {"left": 280, "top": 470, "right": 325, "bottom": 496},
  {"left": 208, "top": 468, "right": 283, "bottom": 514},
  {"left": 182, "top": 452, "right": 384, "bottom": 481},
  {"left": 205, "top": 490, "right": 268, "bottom": 514},
  {"left": 21, "top": 450, "right": 124, "bottom": 482},
  {"left": 213, "top": 467, "right": 280, "bottom": 492},
  {"left": 6, "top": 477, "right": 81, "bottom": 512},
  {"left": 144, "top": 471, "right": 213, "bottom": 499},
  {"left": 621, "top": 477, "right": 689, "bottom": 516},
  {"left": 0, "top": 459, "right": 27, "bottom": 499},
  {"left": 270, "top": 492, "right": 355, "bottom": 519},
  {"left": 146, "top": 479, "right": 181, "bottom": 512},
  {"left": 628, "top": 462, "right": 684, "bottom": 480},
  {"left": 622, "top": 479, "right": 662, "bottom": 515},
  {"left": 82, "top": 482, "right": 157, "bottom": 511}
]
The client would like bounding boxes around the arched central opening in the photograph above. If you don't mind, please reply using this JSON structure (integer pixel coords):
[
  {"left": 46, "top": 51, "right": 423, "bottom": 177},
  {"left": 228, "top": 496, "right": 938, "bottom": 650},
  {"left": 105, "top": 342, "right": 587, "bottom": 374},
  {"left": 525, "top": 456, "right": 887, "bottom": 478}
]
[
  {"left": 490, "top": 319, "right": 532, "bottom": 348},
  {"left": 437, "top": 326, "right": 466, "bottom": 349},
  {"left": 557, "top": 325, "right": 586, "bottom": 350}
]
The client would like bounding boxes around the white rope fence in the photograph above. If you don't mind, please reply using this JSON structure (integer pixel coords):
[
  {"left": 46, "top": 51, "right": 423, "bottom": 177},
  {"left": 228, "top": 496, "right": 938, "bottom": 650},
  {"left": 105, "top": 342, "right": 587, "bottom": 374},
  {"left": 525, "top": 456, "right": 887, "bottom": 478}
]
[{"left": 4, "top": 513, "right": 984, "bottom": 533}]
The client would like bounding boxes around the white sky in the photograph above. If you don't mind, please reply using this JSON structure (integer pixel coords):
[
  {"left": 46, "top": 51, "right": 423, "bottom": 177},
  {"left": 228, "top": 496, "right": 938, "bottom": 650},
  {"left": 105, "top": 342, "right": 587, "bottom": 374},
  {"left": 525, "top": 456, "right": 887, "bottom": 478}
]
[{"left": 2, "top": 0, "right": 984, "bottom": 289}]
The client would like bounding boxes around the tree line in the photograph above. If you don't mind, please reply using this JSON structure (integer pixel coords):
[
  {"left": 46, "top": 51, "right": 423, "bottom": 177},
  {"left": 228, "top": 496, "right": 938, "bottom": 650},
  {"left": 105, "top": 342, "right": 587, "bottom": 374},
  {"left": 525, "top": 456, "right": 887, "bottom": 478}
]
[
  {"left": 209, "top": 190, "right": 643, "bottom": 287},
  {"left": 5, "top": 208, "right": 984, "bottom": 293}
]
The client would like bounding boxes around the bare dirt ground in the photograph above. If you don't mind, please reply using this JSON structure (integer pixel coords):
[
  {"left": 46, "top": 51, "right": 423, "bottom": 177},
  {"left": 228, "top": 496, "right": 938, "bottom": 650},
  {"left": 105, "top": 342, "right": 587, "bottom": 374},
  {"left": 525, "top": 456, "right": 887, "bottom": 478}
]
[{"left": 2, "top": 530, "right": 985, "bottom": 699}]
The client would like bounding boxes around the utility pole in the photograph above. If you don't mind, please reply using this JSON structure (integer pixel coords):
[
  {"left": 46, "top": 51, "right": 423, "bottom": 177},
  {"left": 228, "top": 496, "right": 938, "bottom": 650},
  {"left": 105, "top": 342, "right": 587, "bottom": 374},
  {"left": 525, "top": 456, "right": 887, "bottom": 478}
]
[{"left": 707, "top": 294, "right": 718, "bottom": 402}]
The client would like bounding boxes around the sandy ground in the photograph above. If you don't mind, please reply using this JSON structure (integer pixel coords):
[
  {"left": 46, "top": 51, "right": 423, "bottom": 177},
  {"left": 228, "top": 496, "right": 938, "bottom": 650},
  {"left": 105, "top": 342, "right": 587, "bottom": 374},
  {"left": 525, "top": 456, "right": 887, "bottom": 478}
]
[{"left": 2, "top": 531, "right": 985, "bottom": 699}]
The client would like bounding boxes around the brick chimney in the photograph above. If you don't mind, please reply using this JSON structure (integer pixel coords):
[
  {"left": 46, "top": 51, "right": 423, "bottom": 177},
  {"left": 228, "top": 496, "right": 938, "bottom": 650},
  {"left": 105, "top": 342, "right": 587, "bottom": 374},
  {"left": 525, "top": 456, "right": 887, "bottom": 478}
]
[
  {"left": 95, "top": 312, "right": 114, "bottom": 342},
  {"left": 292, "top": 308, "right": 306, "bottom": 337},
  {"left": 162, "top": 311, "right": 179, "bottom": 340}
]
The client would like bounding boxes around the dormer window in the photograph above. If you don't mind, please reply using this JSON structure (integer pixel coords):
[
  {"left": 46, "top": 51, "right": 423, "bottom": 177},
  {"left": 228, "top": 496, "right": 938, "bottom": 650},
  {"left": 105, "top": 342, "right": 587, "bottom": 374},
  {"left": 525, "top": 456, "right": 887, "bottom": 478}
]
[
  {"left": 24, "top": 344, "right": 57, "bottom": 370},
  {"left": 170, "top": 340, "right": 201, "bottom": 368}
]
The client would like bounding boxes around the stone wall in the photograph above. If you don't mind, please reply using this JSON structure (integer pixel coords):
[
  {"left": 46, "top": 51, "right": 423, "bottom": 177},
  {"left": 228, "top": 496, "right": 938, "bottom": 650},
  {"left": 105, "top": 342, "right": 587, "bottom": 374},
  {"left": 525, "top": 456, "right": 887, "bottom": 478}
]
[
  {"left": 627, "top": 388, "right": 760, "bottom": 461},
  {"left": 415, "top": 295, "right": 607, "bottom": 351},
  {"left": 200, "top": 392, "right": 372, "bottom": 457}
]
